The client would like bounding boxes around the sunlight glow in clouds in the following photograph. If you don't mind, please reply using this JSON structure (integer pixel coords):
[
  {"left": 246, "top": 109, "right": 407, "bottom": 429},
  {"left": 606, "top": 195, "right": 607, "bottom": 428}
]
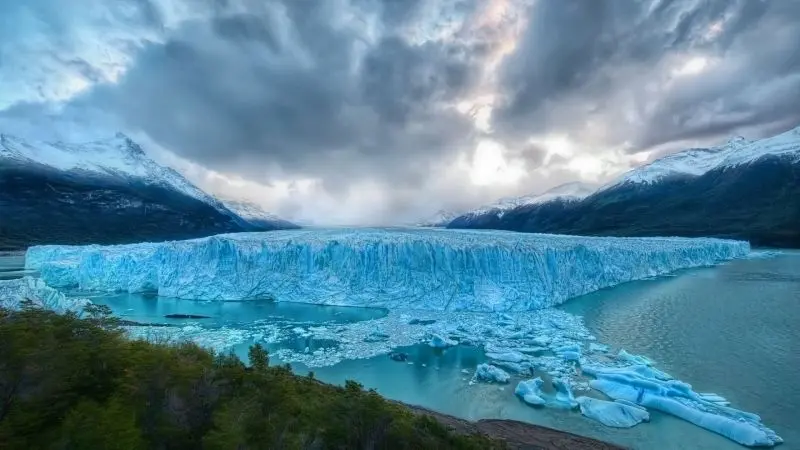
[
  {"left": 2, "top": 0, "right": 799, "bottom": 224},
  {"left": 468, "top": 140, "right": 525, "bottom": 186},
  {"left": 673, "top": 56, "right": 709, "bottom": 77}
]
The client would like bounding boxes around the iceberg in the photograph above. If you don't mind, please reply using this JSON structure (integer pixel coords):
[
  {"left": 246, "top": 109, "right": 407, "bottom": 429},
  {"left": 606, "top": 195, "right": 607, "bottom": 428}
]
[
  {"left": 576, "top": 396, "right": 649, "bottom": 428},
  {"left": 428, "top": 333, "right": 456, "bottom": 348},
  {"left": 553, "top": 378, "right": 578, "bottom": 408},
  {"left": 583, "top": 365, "right": 782, "bottom": 446},
  {"left": 0, "top": 276, "right": 89, "bottom": 313},
  {"left": 515, "top": 378, "right": 546, "bottom": 406},
  {"left": 474, "top": 363, "right": 511, "bottom": 384},
  {"left": 26, "top": 228, "right": 749, "bottom": 311}
]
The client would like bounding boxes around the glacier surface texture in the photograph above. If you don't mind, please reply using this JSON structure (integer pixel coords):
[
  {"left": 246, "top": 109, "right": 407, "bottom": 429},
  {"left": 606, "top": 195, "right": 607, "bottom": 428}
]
[
  {"left": 26, "top": 228, "right": 750, "bottom": 311},
  {"left": 0, "top": 277, "right": 89, "bottom": 313}
]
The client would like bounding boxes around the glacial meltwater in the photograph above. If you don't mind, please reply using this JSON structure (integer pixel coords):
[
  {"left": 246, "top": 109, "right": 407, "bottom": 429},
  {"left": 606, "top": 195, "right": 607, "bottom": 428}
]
[{"left": 1, "top": 249, "right": 797, "bottom": 449}]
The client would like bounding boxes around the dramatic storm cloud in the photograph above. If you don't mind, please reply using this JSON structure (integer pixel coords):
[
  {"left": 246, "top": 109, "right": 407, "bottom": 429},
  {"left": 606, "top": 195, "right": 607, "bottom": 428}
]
[{"left": 2, "top": 0, "right": 799, "bottom": 224}]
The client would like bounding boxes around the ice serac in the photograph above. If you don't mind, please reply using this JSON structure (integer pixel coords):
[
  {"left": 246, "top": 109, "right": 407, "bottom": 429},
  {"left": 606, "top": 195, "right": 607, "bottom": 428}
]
[
  {"left": 0, "top": 277, "right": 89, "bottom": 313},
  {"left": 26, "top": 228, "right": 749, "bottom": 311}
]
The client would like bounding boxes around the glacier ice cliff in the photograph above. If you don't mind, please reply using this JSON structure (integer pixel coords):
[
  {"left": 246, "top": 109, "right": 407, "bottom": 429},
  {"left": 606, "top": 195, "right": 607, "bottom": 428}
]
[
  {"left": 26, "top": 228, "right": 750, "bottom": 311},
  {"left": 0, "top": 277, "right": 89, "bottom": 313}
]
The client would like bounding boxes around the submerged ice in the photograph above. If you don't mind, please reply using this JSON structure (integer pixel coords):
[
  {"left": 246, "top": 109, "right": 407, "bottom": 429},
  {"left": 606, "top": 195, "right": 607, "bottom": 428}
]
[{"left": 26, "top": 228, "right": 749, "bottom": 311}]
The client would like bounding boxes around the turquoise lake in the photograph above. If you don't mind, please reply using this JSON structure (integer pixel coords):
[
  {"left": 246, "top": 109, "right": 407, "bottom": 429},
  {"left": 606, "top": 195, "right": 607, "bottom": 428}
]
[{"left": 2, "top": 251, "right": 798, "bottom": 449}]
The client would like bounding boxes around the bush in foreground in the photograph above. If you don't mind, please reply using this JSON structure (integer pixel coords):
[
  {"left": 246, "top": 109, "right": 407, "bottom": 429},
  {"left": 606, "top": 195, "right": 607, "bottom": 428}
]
[{"left": 0, "top": 304, "right": 501, "bottom": 449}]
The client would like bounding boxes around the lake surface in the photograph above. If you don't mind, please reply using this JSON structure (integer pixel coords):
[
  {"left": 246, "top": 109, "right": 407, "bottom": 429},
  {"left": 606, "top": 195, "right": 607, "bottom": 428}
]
[{"left": 2, "top": 251, "right": 798, "bottom": 449}]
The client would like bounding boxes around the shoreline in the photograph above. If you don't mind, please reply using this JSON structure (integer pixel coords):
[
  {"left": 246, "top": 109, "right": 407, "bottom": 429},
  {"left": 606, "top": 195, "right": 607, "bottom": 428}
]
[{"left": 399, "top": 402, "right": 625, "bottom": 450}]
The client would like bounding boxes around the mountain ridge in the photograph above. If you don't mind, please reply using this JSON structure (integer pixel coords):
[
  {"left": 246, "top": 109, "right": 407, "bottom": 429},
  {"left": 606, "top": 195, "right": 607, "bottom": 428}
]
[
  {"left": 0, "top": 133, "right": 297, "bottom": 249},
  {"left": 448, "top": 125, "right": 800, "bottom": 247}
]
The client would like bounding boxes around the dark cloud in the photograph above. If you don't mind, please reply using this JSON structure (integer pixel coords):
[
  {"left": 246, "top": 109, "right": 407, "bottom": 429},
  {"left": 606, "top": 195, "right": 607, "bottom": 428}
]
[
  {"left": 51, "top": 1, "right": 482, "bottom": 190},
  {"left": 2, "top": 0, "right": 800, "bottom": 223},
  {"left": 493, "top": 0, "right": 800, "bottom": 152}
]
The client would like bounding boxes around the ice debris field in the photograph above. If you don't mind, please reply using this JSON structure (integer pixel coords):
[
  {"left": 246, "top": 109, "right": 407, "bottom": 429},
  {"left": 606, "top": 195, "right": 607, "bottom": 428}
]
[{"left": 7, "top": 228, "right": 783, "bottom": 446}]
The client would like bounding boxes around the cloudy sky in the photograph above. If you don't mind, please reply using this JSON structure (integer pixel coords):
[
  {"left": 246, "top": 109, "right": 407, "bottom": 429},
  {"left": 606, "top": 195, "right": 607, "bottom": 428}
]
[{"left": 1, "top": 0, "right": 799, "bottom": 225}]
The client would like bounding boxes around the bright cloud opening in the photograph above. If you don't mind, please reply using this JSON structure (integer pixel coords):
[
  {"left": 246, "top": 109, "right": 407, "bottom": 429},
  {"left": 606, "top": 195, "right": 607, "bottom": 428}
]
[{"left": 468, "top": 140, "right": 525, "bottom": 186}]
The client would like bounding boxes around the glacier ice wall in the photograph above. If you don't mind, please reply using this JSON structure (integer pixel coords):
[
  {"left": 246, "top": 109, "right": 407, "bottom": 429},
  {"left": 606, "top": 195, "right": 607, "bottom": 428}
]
[
  {"left": 0, "top": 276, "right": 90, "bottom": 313},
  {"left": 26, "top": 228, "right": 750, "bottom": 311}
]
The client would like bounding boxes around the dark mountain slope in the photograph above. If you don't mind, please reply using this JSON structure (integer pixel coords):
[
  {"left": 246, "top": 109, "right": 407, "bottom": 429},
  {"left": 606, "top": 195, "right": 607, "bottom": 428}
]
[
  {"left": 0, "top": 162, "right": 244, "bottom": 250},
  {"left": 487, "top": 156, "right": 800, "bottom": 247}
]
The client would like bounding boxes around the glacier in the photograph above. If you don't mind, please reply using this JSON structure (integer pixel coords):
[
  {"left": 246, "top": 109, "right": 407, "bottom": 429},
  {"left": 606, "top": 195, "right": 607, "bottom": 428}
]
[
  {"left": 0, "top": 276, "right": 89, "bottom": 313},
  {"left": 26, "top": 228, "right": 750, "bottom": 311}
]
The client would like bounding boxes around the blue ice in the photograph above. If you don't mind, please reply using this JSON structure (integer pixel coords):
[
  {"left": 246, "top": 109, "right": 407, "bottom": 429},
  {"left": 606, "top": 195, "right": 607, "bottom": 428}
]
[
  {"left": 583, "top": 364, "right": 782, "bottom": 446},
  {"left": 26, "top": 228, "right": 750, "bottom": 311},
  {"left": 474, "top": 363, "right": 511, "bottom": 384},
  {"left": 515, "top": 378, "right": 546, "bottom": 406},
  {"left": 0, "top": 277, "right": 89, "bottom": 313},
  {"left": 576, "top": 396, "right": 650, "bottom": 428}
]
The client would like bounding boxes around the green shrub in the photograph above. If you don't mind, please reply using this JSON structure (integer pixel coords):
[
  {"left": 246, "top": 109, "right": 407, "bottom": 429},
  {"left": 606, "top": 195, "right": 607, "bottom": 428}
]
[{"left": 0, "top": 306, "right": 501, "bottom": 449}]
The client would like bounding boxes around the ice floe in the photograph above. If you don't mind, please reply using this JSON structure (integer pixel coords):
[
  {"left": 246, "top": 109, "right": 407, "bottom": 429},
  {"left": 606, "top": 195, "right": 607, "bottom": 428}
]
[
  {"left": 515, "top": 378, "right": 546, "bottom": 406},
  {"left": 474, "top": 364, "right": 511, "bottom": 384},
  {"left": 576, "top": 396, "right": 650, "bottom": 428}
]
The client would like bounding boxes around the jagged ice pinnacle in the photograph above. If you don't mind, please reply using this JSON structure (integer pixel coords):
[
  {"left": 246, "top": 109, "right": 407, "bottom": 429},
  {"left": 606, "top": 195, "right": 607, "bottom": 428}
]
[{"left": 26, "top": 228, "right": 749, "bottom": 311}]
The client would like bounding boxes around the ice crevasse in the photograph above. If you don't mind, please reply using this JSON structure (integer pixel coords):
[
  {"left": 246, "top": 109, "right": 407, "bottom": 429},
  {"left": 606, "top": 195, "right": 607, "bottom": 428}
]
[{"left": 26, "top": 228, "right": 749, "bottom": 311}]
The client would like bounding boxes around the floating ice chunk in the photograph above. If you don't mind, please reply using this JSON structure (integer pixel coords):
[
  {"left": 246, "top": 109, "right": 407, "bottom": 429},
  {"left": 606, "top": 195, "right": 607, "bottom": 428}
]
[
  {"left": 515, "top": 378, "right": 546, "bottom": 406},
  {"left": 474, "top": 363, "right": 510, "bottom": 384},
  {"left": 585, "top": 365, "right": 782, "bottom": 447},
  {"left": 0, "top": 277, "right": 89, "bottom": 313},
  {"left": 486, "top": 350, "right": 526, "bottom": 363},
  {"left": 516, "top": 346, "right": 546, "bottom": 354},
  {"left": 617, "top": 349, "right": 653, "bottom": 366},
  {"left": 699, "top": 393, "right": 730, "bottom": 406},
  {"left": 553, "top": 343, "right": 582, "bottom": 361},
  {"left": 27, "top": 228, "right": 750, "bottom": 310},
  {"left": 589, "top": 343, "right": 609, "bottom": 353},
  {"left": 576, "top": 396, "right": 649, "bottom": 428},
  {"left": 531, "top": 336, "right": 551, "bottom": 346},
  {"left": 428, "top": 333, "right": 456, "bottom": 348},
  {"left": 553, "top": 343, "right": 581, "bottom": 354},
  {"left": 553, "top": 378, "right": 578, "bottom": 408}
]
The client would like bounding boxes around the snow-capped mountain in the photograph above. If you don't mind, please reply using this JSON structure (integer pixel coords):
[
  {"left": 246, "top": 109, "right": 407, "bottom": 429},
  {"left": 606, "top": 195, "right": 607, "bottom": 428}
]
[
  {"left": 221, "top": 199, "right": 299, "bottom": 230},
  {"left": 0, "top": 132, "right": 295, "bottom": 249},
  {"left": 0, "top": 132, "right": 220, "bottom": 206},
  {"left": 452, "top": 125, "right": 800, "bottom": 247},
  {"left": 603, "top": 126, "right": 800, "bottom": 191},
  {"left": 447, "top": 182, "right": 597, "bottom": 229}
]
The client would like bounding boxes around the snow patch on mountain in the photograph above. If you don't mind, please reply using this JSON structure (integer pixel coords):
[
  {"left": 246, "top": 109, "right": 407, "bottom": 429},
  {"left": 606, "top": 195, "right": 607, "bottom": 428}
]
[
  {"left": 461, "top": 182, "right": 598, "bottom": 220},
  {"left": 221, "top": 199, "right": 297, "bottom": 229},
  {"left": 604, "top": 125, "right": 800, "bottom": 191},
  {"left": 415, "top": 209, "right": 461, "bottom": 227},
  {"left": 0, "top": 132, "right": 219, "bottom": 205}
]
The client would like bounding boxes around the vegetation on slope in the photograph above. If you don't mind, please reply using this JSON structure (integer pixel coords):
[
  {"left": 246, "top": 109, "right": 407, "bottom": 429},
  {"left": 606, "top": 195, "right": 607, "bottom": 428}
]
[{"left": 0, "top": 303, "right": 500, "bottom": 449}]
